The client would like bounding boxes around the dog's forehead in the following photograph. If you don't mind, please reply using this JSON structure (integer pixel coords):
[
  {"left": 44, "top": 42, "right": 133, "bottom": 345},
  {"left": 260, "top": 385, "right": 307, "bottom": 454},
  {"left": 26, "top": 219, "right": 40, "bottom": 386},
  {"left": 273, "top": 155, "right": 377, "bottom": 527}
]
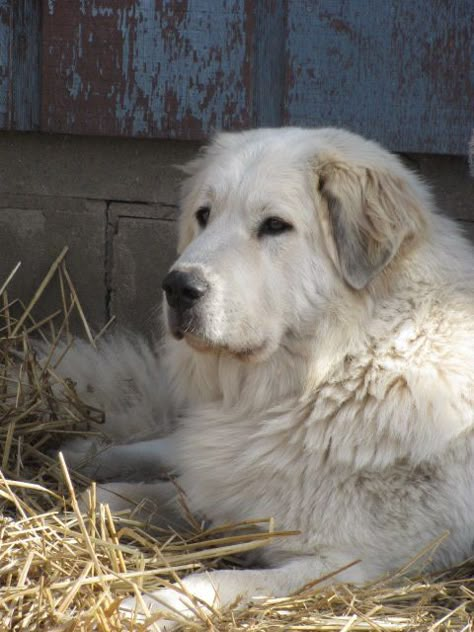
[{"left": 200, "top": 137, "right": 313, "bottom": 204}]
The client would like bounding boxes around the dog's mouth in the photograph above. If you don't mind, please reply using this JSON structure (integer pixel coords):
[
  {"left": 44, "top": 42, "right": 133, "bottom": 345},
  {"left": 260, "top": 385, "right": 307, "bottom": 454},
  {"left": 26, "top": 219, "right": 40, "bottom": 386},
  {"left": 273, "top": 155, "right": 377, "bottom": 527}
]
[
  {"left": 172, "top": 329, "right": 268, "bottom": 362},
  {"left": 167, "top": 308, "right": 193, "bottom": 341},
  {"left": 165, "top": 306, "right": 213, "bottom": 348},
  {"left": 186, "top": 335, "right": 267, "bottom": 362},
  {"left": 182, "top": 332, "right": 214, "bottom": 352},
  {"left": 166, "top": 307, "right": 269, "bottom": 361}
]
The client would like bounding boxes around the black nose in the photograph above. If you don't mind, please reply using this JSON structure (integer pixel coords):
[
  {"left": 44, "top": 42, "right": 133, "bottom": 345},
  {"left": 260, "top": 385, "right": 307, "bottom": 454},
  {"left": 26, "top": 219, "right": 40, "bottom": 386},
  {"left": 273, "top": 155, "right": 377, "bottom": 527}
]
[{"left": 162, "top": 270, "right": 208, "bottom": 310}]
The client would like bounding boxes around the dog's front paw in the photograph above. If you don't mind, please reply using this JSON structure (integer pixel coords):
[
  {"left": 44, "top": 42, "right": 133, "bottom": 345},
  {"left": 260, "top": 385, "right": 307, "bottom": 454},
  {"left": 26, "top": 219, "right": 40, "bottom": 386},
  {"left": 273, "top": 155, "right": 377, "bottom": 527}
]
[
  {"left": 84, "top": 481, "right": 136, "bottom": 513},
  {"left": 120, "top": 576, "right": 219, "bottom": 630},
  {"left": 57, "top": 437, "right": 107, "bottom": 477},
  {"left": 120, "top": 588, "right": 197, "bottom": 631}
]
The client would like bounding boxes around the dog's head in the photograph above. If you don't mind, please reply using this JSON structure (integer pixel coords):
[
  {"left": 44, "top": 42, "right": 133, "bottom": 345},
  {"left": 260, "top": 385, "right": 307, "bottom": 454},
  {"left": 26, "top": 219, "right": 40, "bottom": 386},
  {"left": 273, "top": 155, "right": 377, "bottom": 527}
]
[{"left": 162, "top": 128, "right": 428, "bottom": 361}]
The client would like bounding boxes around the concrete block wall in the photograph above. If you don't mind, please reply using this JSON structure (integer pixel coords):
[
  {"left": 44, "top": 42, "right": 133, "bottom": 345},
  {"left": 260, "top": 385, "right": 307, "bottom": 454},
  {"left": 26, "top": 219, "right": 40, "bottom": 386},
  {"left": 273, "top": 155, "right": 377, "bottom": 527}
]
[
  {"left": 0, "top": 132, "right": 199, "bottom": 337},
  {"left": 0, "top": 131, "right": 472, "bottom": 338}
]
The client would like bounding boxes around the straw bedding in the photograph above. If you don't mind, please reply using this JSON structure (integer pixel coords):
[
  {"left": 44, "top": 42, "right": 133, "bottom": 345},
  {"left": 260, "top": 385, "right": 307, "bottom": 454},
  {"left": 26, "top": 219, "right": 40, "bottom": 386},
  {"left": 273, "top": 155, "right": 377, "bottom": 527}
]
[{"left": 0, "top": 251, "right": 472, "bottom": 631}]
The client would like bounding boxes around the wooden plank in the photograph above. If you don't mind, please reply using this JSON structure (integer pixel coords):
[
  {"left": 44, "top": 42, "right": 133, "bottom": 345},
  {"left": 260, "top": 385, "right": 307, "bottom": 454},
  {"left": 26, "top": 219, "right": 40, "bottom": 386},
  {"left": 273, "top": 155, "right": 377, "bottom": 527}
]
[
  {"left": 0, "top": 0, "right": 40, "bottom": 131},
  {"left": 285, "top": 0, "right": 474, "bottom": 154},
  {"left": 0, "top": 0, "right": 11, "bottom": 128},
  {"left": 10, "top": 0, "right": 41, "bottom": 130},
  {"left": 42, "top": 0, "right": 256, "bottom": 139},
  {"left": 40, "top": 0, "right": 474, "bottom": 152},
  {"left": 254, "top": 0, "right": 287, "bottom": 127}
]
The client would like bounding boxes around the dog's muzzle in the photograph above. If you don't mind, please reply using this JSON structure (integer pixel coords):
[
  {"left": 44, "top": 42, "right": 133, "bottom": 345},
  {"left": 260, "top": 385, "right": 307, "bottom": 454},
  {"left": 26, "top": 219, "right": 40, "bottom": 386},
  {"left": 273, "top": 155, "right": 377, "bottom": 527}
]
[{"left": 162, "top": 270, "right": 209, "bottom": 338}]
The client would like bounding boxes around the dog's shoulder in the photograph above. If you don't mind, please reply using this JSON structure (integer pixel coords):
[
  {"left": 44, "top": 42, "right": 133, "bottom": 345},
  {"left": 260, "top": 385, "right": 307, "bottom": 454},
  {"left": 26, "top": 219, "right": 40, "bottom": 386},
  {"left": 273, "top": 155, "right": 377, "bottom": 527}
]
[{"left": 302, "top": 244, "right": 474, "bottom": 470}]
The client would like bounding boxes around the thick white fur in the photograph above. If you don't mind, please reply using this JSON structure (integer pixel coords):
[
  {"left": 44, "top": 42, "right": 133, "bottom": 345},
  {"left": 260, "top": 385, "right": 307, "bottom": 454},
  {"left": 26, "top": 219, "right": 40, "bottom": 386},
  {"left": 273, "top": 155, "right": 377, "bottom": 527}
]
[{"left": 59, "top": 128, "right": 474, "bottom": 629}]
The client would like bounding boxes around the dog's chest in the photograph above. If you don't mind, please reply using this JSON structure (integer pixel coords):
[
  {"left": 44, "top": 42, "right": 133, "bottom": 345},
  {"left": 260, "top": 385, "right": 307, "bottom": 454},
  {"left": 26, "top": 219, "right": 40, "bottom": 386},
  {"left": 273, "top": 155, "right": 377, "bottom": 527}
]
[{"left": 175, "top": 401, "right": 334, "bottom": 540}]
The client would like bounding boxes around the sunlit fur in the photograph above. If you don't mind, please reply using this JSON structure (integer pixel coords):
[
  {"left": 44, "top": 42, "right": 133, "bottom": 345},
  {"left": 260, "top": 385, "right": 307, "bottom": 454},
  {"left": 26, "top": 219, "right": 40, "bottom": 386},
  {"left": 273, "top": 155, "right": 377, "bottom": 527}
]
[{"left": 60, "top": 128, "right": 474, "bottom": 626}]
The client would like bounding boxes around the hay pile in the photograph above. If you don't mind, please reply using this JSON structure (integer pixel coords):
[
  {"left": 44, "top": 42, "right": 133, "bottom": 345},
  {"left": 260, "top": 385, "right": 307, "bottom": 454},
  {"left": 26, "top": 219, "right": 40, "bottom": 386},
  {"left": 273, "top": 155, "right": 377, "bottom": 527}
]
[{"left": 0, "top": 251, "right": 472, "bottom": 631}]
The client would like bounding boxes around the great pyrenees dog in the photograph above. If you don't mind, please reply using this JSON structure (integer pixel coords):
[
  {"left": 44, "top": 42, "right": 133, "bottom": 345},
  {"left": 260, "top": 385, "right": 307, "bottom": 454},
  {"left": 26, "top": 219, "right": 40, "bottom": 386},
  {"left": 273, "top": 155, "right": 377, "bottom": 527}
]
[{"left": 60, "top": 127, "right": 474, "bottom": 628}]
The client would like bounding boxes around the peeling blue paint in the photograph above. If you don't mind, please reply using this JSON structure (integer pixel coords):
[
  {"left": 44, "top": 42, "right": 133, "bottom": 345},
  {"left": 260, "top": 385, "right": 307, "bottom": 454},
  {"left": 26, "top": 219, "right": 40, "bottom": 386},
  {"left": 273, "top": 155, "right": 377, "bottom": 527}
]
[
  {"left": 91, "top": 4, "right": 114, "bottom": 18},
  {"left": 286, "top": 0, "right": 474, "bottom": 154},
  {"left": 41, "top": 0, "right": 473, "bottom": 153},
  {"left": 42, "top": 0, "right": 253, "bottom": 139},
  {"left": 0, "top": 0, "right": 40, "bottom": 131},
  {"left": 113, "top": 0, "right": 250, "bottom": 137},
  {"left": 2, "top": 0, "right": 471, "bottom": 153},
  {"left": 67, "top": 22, "right": 84, "bottom": 99}
]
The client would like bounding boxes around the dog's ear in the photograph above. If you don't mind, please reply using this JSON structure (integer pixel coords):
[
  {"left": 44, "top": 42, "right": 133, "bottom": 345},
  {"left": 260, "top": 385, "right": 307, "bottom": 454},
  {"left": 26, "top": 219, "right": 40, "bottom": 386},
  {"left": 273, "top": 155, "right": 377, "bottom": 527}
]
[{"left": 316, "top": 158, "right": 426, "bottom": 290}]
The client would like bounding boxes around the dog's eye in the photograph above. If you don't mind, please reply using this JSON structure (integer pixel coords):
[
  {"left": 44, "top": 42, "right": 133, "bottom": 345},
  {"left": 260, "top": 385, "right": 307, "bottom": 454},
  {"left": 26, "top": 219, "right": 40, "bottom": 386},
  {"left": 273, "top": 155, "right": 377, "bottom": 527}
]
[
  {"left": 258, "top": 217, "right": 293, "bottom": 238},
  {"left": 195, "top": 206, "right": 210, "bottom": 228}
]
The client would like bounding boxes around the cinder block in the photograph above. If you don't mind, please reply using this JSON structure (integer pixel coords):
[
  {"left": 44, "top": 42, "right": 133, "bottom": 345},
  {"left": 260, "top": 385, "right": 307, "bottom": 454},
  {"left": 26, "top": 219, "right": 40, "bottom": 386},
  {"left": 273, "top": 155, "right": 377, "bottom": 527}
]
[
  {"left": 0, "top": 131, "right": 200, "bottom": 205},
  {"left": 110, "top": 206, "right": 178, "bottom": 336},
  {"left": 108, "top": 202, "right": 179, "bottom": 222},
  {"left": 0, "top": 196, "right": 107, "bottom": 331}
]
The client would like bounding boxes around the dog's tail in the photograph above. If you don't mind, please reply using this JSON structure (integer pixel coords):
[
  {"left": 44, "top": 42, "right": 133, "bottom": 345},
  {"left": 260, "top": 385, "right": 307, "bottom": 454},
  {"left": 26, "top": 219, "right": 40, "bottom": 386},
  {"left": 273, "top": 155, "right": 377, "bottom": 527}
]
[{"left": 41, "top": 333, "right": 173, "bottom": 442}]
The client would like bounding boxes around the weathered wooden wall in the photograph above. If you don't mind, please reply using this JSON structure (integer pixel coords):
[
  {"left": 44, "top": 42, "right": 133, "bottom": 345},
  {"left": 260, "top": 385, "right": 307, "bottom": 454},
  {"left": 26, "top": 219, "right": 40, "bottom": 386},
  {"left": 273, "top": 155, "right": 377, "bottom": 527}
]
[
  {"left": 285, "top": 0, "right": 474, "bottom": 154},
  {"left": 0, "top": 0, "right": 9, "bottom": 127},
  {"left": 40, "top": 0, "right": 474, "bottom": 153},
  {"left": 0, "top": 0, "right": 40, "bottom": 130},
  {"left": 1, "top": 1, "right": 473, "bottom": 153},
  {"left": 42, "top": 0, "right": 255, "bottom": 138}
]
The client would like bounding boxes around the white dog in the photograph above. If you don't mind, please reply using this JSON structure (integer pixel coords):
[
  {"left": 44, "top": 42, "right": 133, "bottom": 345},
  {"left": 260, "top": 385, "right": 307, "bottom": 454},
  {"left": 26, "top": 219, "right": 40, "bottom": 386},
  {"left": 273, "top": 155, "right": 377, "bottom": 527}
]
[{"left": 60, "top": 127, "right": 474, "bottom": 628}]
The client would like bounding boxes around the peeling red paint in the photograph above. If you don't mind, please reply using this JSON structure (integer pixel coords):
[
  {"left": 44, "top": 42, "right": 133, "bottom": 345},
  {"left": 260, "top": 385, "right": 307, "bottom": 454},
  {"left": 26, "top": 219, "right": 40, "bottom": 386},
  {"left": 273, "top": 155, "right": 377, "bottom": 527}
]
[
  {"left": 42, "top": 2, "right": 127, "bottom": 136},
  {"left": 35, "top": 0, "right": 473, "bottom": 153},
  {"left": 329, "top": 18, "right": 353, "bottom": 36},
  {"left": 318, "top": 10, "right": 355, "bottom": 40},
  {"left": 0, "top": 4, "right": 10, "bottom": 25},
  {"left": 42, "top": 1, "right": 254, "bottom": 139},
  {"left": 284, "top": 0, "right": 472, "bottom": 154}
]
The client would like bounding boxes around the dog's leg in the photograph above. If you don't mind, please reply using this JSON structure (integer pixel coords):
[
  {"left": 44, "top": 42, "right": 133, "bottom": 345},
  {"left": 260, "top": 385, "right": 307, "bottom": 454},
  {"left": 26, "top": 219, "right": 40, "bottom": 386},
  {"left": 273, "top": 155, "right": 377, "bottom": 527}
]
[
  {"left": 120, "top": 556, "right": 365, "bottom": 630},
  {"left": 61, "top": 435, "right": 178, "bottom": 481},
  {"left": 86, "top": 479, "right": 187, "bottom": 529}
]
